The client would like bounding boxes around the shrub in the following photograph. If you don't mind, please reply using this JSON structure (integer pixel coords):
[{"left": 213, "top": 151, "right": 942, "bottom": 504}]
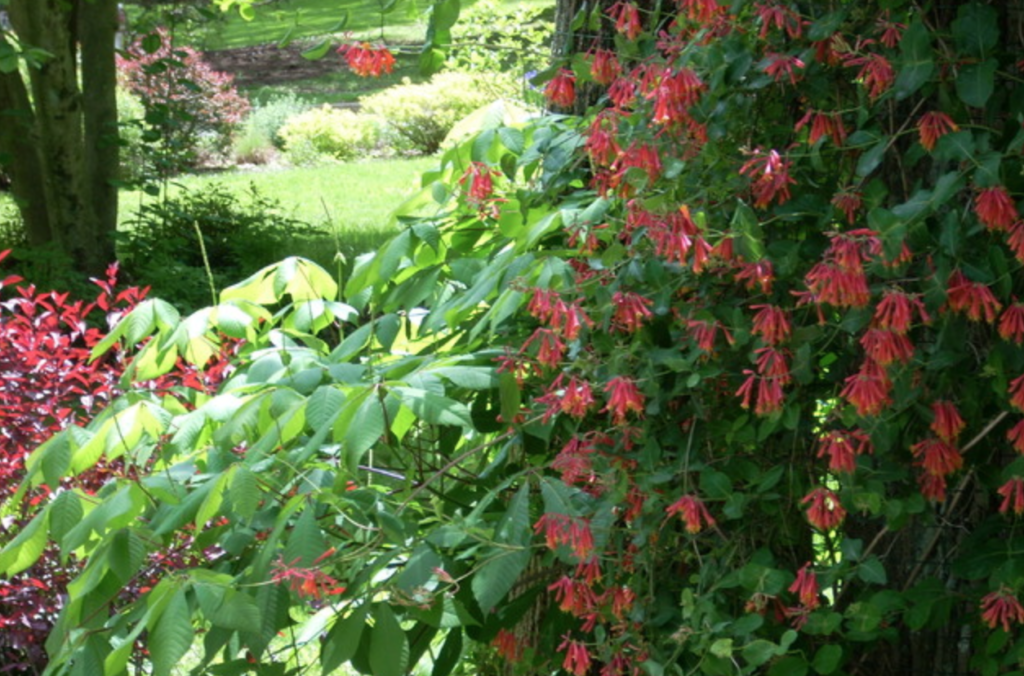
[
  {"left": 116, "top": 87, "right": 158, "bottom": 184},
  {"left": 361, "top": 72, "right": 503, "bottom": 154},
  {"left": 118, "top": 183, "right": 317, "bottom": 310},
  {"left": 448, "top": 0, "right": 552, "bottom": 79},
  {"left": 117, "top": 27, "right": 249, "bottom": 173},
  {"left": 232, "top": 93, "right": 313, "bottom": 165},
  {"left": 246, "top": 92, "right": 312, "bottom": 150},
  {"left": 278, "top": 105, "right": 381, "bottom": 164},
  {"left": 0, "top": 256, "right": 142, "bottom": 673}
]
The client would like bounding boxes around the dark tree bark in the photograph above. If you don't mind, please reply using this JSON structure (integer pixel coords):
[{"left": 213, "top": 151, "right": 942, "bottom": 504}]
[{"left": 0, "top": 0, "right": 119, "bottom": 275}]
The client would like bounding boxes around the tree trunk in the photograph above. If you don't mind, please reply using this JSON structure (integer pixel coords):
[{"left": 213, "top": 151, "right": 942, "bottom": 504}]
[
  {"left": 79, "top": 0, "right": 120, "bottom": 272},
  {"left": 0, "top": 38, "right": 51, "bottom": 247},
  {"left": 0, "top": 0, "right": 118, "bottom": 275}
]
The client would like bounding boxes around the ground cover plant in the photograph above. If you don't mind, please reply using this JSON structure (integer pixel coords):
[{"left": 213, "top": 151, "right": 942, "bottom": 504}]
[{"left": 15, "top": 1, "right": 1024, "bottom": 676}]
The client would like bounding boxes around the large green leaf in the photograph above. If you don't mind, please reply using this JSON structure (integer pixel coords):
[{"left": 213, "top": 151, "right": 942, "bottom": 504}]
[
  {"left": 150, "top": 587, "right": 194, "bottom": 676},
  {"left": 321, "top": 602, "right": 370, "bottom": 674},
  {"left": 957, "top": 59, "right": 997, "bottom": 108},
  {"left": 951, "top": 3, "right": 998, "bottom": 56},
  {"left": 471, "top": 547, "right": 531, "bottom": 613},
  {"left": 391, "top": 386, "right": 475, "bottom": 428},
  {"left": 283, "top": 504, "right": 327, "bottom": 568},
  {"left": 0, "top": 509, "right": 48, "bottom": 575},
  {"left": 369, "top": 604, "right": 409, "bottom": 676},
  {"left": 894, "top": 19, "right": 933, "bottom": 100},
  {"left": 432, "top": 629, "right": 463, "bottom": 676}
]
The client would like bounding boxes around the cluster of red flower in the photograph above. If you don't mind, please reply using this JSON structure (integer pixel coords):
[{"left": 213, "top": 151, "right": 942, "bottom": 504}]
[{"left": 336, "top": 43, "right": 395, "bottom": 77}]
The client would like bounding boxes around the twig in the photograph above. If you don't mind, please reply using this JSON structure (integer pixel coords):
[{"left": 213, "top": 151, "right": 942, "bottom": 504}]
[{"left": 902, "top": 410, "right": 1009, "bottom": 591}]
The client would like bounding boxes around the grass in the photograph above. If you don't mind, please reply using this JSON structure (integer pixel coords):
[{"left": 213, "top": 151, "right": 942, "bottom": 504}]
[
  {"left": 119, "top": 156, "right": 437, "bottom": 267},
  {"left": 192, "top": 0, "right": 553, "bottom": 50},
  {"left": 201, "top": 0, "right": 436, "bottom": 50}
]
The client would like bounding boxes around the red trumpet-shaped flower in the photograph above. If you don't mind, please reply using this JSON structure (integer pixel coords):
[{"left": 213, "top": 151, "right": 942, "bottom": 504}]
[
  {"left": 981, "top": 588, "right": 1024, "bottom": 633},
  {"left": 802, "top": 487, "right": 846, "bottom": 531},
  {"left": 946, "top": 271, "right": 1002, "bottom": 323},
  {"left": 558, "top": 635, "right": 593, "bottom": 676},
  {"left": 917, "top": 111, "right": 958, "bottom": 152},
  {"left": 603, "top": 376, "right": 645, "bottom": 424},
  {"left": 608, "top": 1, "right": 642, "bottom": 40},
  {"left": 930, "top": 401, "right": 965, "bottom": 443},
  {"left": 788, "top": 562, "right": 820, "bottom": 609},
  {"left": 998, "top": 477, "right": 1024, "bottom": 516},
  {"left": 665, "top": 494, "right": 716, "bottom": 534},
  {"left": 874, "top": 289, "right": 930, "bottom": 334},
  {"left": 337, "top": 43, "right": 395, "bottom": 77},
  {"left": 545, "top": 69, "right": 577, "bottom": 108},
  {"left": 612, "top": 291, "right": 654, "bottom": 333},
  {"left": 739, "top": 148, "right": 796, "bottom": 209},
  {"left": 589, "top": 49, "right": 622, "bottom": 85},
  {"left": 975, "top": 185, "right": 1018, "bottom": 232},
  {"left": 999, "top": 302, "right": 1024, "bottom": 344},
  {"left": 816, "top": 428, "right": 872, "bottom": 474},
  {"left": 764, "top": 52, "right": 805, "bottom": 85}
]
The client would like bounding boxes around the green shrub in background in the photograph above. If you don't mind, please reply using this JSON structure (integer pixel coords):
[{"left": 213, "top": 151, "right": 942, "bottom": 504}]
[
  {"left": 246, "top": 92, "right": 312, "bottom": 149},
  {"left": 448, "top": 0, "right": 553, "bottom": 79},
  {"left": 117, "top": 88, "right": 157, "bottom": 185},
  {"left": 278, "top": 105, "right": 381, "bottom": 164},
  {"left": 361, "top": 72, "right": 506, "bottom": 155},
  {"left": 118, "top": 183, "right": 318, "bottom": 310},
  {"left": 233, "top": 93, "right": 314, "bottom": 165}
]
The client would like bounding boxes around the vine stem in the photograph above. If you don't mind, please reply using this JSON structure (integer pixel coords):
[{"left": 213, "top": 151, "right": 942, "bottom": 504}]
[{"left": 901, "top": 410, "right": 1009, "bottom": 591}]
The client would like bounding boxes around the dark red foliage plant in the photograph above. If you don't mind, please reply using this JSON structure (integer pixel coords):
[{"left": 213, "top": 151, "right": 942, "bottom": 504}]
[{"left": 0, "top": 250, "right": 228, "bottom": 673}]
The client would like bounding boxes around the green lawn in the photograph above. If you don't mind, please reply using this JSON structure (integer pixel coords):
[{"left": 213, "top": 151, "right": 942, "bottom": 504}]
[
  {"left": 196, "top": 0, "right": 552, "bottom": 49},
  {"left": 120, "top": 156, "right": 437, "bottom": 263},
  {"left": 202, "top": 0, "right": 437, "bottom": 50}
]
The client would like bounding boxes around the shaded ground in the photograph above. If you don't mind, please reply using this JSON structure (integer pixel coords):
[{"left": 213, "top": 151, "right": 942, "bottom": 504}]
[
  {"left": 203, "top": 43, "right": 339, "bottom": 88},
  {"left": 202, "top": 41, "right": 424, "bottom": 105}
]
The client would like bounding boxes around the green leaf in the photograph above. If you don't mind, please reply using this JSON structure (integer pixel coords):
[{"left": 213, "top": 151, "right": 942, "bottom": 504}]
[
  {"left": 471, "top": 547, "right": 530, "bottom": 613},
  {"left": 141, "top": 32, "right": 163, "bottom": 54},
  {"left": 150, "top": 588, "right": 194, "bottom": 676},
  {"left": 769, "top": 655, "right": 808, "bottom": 676},
  {"left": 895, "top": 19, "right": 933, "bottom": 100},
  {"left": 432, "top": 629, "right": 463, "bottom": 676},
  {"left": 322, "top": 603, "right": 370, "bottom": 674},
  {"left": 952, "top": 4, "right": 998, "bottom": 56},
  {"left": 230, "top": 465, "right": 260, "bottom": 520},
  {"left": 732, "top": 202, "right": 765, "bottom": 261},
  {"left": 856, "top": 140, "right": 888, "bottom": 178},
  {"left": 812, "top": 645, "right": 842, "bottom": 675},
  {"left": 302, "top": 39, "right": 333, "bottom": 60},
  {"left": 306, "top": 385, "right": 347, "bottom": 430},
  {"left": 742, "top": 639, "right": 780, "bottom": 666},
  {"left": 710, "top": 638, "right": 733, "bottom": 658},
  {"left": 498, "top": 127, "right": 525, "bottom": 155},
  {"left": 0, "top": 510, "right": 48, "bottom": 575},
  {"left": 957, "top": 59, "right": 997, "bottom": 108},
  {"left": 497, "top": 483, "right": 531, "bottom": 546},
  {"left": 498, "top": 372, "right": 521, "bottom": 426},
  {"left": 857, "top": 556, "right": 888, "bottom": 584},
  {"left": 391, "top": 387, "right": 474, "bottom": 428},
  {"left": 49, "top": 490, "right": 83, "bottom": 545},
  {"left": 284, "top": 505, "right": 326, "bottom": 568},
  {"left": 370, "top": 605, "right": 409, "bottom": 676}
]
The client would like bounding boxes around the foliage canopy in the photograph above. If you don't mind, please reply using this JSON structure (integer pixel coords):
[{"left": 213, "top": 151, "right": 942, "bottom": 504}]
[{"left": 9, "top": 1, "right": 1024, "bottom": 675}]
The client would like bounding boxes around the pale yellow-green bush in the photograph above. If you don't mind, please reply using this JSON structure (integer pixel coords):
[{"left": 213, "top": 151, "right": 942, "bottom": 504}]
[
  {"left": 278, "top": 105, "right": 381, "bottom": 164},
  {"left": 361, "top": 72, "right": 507, "bottom": 155}
]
